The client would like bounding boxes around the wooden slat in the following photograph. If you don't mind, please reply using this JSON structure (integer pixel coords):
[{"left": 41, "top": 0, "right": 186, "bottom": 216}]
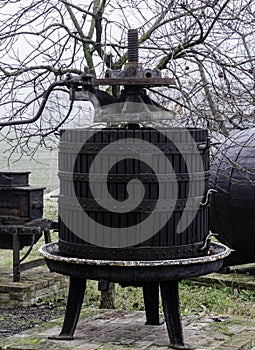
[{"left": 19, "top": 258, "right": 45, "bottom": 272}]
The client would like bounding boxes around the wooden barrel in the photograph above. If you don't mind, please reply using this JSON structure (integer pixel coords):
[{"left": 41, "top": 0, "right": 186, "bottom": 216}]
[
  {"left": 209, "top": 128, "right": 255, "bottom": 256},
  {"left": 58, "top": 127, "right": 210, "bottom": 260}
]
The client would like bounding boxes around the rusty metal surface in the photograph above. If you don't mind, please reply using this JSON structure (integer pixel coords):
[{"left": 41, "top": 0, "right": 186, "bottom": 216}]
[{"left": 40, "top": 242, "right": 230, "bottom": 268}]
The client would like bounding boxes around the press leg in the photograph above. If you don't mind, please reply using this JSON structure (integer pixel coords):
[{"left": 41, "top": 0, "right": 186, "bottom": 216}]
[
  {"left": 160, "top": 280, "right": 185, "bottom": 349},
  {"left": 49, "top": 277, "right": 86, "bottom": 340},
  {"left": 43, "top": 230, "right": 51, "bottom": 244},
  {"left": 143, "top": 282, "right": 160, "bottom": 325}
]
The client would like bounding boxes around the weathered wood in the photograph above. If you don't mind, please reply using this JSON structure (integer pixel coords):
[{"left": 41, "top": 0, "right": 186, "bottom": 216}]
[
  {"left": 0, "top": 221, "right": 52, "bottom": 281},
  {"left": 0, "top": 171, "right": 30, "bottom": 187},
  {"left": 19, "top": 258, "right": 46, "bottom": 272},
  {"left": 0, "top": 187, "right": 45, "bottom": 220}
]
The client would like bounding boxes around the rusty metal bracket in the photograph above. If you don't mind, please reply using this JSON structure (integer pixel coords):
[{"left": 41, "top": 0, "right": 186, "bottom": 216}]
[{"left": 66, "top": 29, "right": 176, "bottom": 122}]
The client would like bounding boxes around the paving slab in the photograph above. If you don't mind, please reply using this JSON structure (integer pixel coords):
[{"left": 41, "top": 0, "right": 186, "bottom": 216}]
[
  {"left": 0, "top": 309, "right": 255, "bottom": 350},
  {"left": 190, "top": 263, "right": 255, "bottom": 291}
]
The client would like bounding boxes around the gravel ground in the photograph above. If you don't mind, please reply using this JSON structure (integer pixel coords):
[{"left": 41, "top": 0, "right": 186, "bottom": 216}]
[{"left": 0, "top": 304, "right": 64, "bottom": 338}]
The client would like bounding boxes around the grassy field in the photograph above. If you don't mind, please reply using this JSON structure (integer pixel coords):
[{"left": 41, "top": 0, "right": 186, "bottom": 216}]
[{"left": 0, "top": 139, "right": 58, "bottom": 192}]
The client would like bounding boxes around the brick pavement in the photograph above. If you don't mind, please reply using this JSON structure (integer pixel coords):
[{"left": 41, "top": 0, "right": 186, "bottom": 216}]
[{"left": 1, "top": 309, "right": 255, "bottom": 350}]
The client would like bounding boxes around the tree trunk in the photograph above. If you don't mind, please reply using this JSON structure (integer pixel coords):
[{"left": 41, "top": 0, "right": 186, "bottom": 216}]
[{"left": 100, "top": 282, "right": 115, "bottom": 309}]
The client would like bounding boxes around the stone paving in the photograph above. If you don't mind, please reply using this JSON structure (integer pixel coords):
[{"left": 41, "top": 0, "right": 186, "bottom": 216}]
[
  {"left": 1, "top": 309, "right": 255, "bottom": 350},
  {"left": 190, "top": 263, "right": 255, "bottom": 291},
  {"left": 0, "top": 263, "right": 255, "bottom": 349}
]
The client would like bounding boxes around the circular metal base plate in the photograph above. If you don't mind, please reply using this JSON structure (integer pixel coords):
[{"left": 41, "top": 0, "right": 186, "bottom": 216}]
[{"left": 39, "top": 242, "right": 230, "bottom": 283}]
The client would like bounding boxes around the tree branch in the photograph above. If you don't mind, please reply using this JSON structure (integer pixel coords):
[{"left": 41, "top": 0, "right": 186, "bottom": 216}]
[
  {"left": 156, "top": 0, "right": 232, "bottom": 69},
  {"left": 64, "top": 3, "right": 95, "bottom": 73}
]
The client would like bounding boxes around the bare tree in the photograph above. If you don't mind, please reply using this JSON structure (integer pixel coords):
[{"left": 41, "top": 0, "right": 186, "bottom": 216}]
[
  {"left": 1, "top": 0, "right": 254, "bottom": 215},
  {"left": 0, "top": 0, "right": 254, "bottom": 155}
]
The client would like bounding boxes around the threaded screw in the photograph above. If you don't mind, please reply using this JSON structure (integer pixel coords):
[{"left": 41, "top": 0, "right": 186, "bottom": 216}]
[{"left": 128, "top": 29, "right": 139, "bottom": 64}]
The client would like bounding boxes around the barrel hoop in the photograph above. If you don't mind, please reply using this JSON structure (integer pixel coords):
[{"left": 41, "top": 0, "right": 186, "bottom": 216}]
[
  {"left": 59, "top": 171, "right": 210, "bottom": 183},
  {"left": 59, "top": 239, "right": 208, "bottom": 260},
  {"left": 59, "top": 141, "right": 208, "bottom": 155},
  {"left": 58, "top": 195, "right": 204, "bottom": 212}
]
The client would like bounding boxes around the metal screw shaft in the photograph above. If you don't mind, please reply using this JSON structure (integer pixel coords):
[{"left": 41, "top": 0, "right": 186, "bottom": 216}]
[{"left": 128, "top": 29, "right": 139, "bottom": 63}]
